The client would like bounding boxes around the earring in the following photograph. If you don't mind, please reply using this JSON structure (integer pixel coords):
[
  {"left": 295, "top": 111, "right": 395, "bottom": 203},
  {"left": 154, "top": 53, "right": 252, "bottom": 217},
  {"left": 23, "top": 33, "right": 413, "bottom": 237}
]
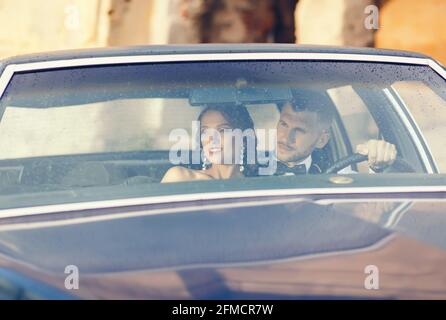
[
  {"left": 202, "top": 155, "right": 207, "bottom": 170},
  {"left": 239, "top": 146, "right": 245, "bottom": 172},
  {"left": 202, "top": 152, "right": 210, "bottom": 170}
]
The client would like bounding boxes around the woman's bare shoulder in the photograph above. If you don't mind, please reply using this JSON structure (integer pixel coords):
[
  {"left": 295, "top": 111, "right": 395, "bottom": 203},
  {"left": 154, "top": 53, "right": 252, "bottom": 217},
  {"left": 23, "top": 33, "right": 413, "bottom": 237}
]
[
  {"left": 161, "top": 166, "right": 192, "bottom": 183},
  {"left": 161, "top": 166, "right": 209, "bottom": 183}
]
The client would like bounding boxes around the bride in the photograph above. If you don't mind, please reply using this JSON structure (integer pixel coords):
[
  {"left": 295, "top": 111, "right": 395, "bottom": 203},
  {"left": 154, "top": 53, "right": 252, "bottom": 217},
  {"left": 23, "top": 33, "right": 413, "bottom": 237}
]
[{"left": 161, "top": 105, "right": 257, "bottom": 183}]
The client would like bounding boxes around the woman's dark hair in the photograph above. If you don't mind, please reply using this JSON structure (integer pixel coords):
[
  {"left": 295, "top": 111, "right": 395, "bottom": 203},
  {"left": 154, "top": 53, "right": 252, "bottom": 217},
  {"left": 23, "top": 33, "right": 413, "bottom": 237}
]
[{"left": 197, "top": 104, "right": 258, "bottom": 176}]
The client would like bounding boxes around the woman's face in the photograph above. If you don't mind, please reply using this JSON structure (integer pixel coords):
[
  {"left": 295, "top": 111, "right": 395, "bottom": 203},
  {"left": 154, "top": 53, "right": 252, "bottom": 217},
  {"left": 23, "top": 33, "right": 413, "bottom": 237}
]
[{"left": 200, "top": 110, "right": 240, "bottom": 165}]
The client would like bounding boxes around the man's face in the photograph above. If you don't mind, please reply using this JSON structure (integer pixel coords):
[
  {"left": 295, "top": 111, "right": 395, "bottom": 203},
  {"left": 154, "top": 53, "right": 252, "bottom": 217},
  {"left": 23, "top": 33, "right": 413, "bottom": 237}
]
[{"left": 276, "top": 104, "right": 329, "bottom": 163}]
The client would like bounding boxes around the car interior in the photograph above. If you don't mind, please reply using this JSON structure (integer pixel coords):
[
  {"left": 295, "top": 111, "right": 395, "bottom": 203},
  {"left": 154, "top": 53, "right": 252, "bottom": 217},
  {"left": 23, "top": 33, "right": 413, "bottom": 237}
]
[{"left": 0, "top": 87, "right": 427, "bottom": 196}]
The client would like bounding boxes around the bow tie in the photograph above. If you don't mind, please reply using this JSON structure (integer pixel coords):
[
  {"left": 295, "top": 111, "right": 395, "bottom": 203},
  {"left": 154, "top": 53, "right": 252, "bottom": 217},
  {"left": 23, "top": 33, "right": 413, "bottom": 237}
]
[{"left": 275, "top": 161, "right": 307, "bottom": 176}]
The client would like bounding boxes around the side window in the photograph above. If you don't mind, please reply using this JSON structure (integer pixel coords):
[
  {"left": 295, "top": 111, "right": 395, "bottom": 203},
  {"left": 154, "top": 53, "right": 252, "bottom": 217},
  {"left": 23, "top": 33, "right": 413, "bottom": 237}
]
[
  {"left": 0, "top": 98, "right": 200, "bottom": 159},
  {"left": 328, "top": 86, "right": 380, "bottom": 173},
  {"left": 392, "top": 81, "right": 446, "bottom": 173}
]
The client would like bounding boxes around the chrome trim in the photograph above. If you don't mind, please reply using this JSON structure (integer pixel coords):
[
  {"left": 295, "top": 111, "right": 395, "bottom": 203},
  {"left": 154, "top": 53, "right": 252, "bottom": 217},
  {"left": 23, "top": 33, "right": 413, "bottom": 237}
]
[
  {"left": 0, "top": 196, "right": 310, "bottom": 231},
  {"left": 390, "top": 85, "right": 440, "bottom": 173},
  {"left": 0, "top": 65, "right": 14, "bottom": 100},
  {"left": 315, "top": 197, "right": 446, "bottom": 204},
  {"left": 427, "top": 59, "right": 446, "bottom": 79},
  {"left": 383, "top": 88, "right": 435, "bottom": 173},
  {"left": 1, "top": 52, "right": 446, "bottom": 99},
  {"left": 384, "top": 201, "right": 412, "bottom": 229},
  {"left": 0, "top": 185, "right": 446, "bottom": 220}
]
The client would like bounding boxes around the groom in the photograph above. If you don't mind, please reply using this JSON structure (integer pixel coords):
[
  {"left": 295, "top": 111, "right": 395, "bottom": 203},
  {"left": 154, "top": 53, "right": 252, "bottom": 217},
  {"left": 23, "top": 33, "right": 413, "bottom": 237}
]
[{"left": 273, "top": 89, "right": 397, "bottom": 175}]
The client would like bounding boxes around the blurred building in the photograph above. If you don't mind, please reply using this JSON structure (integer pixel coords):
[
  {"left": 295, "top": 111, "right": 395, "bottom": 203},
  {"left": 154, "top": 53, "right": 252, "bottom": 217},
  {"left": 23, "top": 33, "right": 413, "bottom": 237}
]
[{"left": 0, "top": 0, "right": 444, "bottom": 64}]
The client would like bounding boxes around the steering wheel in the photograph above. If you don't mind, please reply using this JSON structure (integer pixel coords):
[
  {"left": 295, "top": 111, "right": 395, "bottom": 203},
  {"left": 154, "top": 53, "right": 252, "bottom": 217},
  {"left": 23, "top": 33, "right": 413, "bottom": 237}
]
[{"left": 325, "top": 153, "right": 416, "bottom": 174}]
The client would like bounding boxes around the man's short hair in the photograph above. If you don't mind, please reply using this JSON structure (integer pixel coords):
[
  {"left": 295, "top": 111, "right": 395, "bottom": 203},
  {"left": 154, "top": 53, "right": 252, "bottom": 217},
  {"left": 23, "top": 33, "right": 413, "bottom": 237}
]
[{"left": 277, "top": 88, "right": 336, "bottom": 128}]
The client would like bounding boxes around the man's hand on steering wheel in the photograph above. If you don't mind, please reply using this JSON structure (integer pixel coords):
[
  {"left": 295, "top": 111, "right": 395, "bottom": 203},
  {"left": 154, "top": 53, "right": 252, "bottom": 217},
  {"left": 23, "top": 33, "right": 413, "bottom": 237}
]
[{"left": 355, "top": 139, "right": 397, "bottom": 172}]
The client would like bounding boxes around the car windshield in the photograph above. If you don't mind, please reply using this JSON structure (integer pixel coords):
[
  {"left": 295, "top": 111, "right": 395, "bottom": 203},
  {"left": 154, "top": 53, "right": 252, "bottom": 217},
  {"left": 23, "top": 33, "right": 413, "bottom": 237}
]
[{"left": 0, "top": 60, "right": 445, "bottom": 210}]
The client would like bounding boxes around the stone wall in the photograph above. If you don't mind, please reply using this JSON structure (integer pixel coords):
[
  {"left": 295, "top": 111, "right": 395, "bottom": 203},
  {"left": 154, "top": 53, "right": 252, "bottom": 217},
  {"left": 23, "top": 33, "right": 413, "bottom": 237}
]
[
  {"left": 294, "top": 0, "right": 446, "bottom": 65},
  {"left": 166, "top": 0, "right": 295, "bottom": 44},
  {"left": 0, "top": 0, "right": 444, "bottom": 65},
  {"left": 0, "top": 0, "right": 170, "bottom": 58},
  {"left": 0, "top": 0, "right": 111, "bottom": 58},
  {"left": 375, "top": 0, "right": 446, "bottom": 65},
  {"left": 107, "top": 0, "right": 153, "bottom": 46},
  {"left": 295, "top": 0, "right": 375, "bottom": 47}
]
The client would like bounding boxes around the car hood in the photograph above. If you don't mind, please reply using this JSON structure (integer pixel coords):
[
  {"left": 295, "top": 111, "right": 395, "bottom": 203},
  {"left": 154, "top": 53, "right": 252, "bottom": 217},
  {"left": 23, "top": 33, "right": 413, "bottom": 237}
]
[{"left": 0, "top": 197, "right": 445, "bottom": 299}]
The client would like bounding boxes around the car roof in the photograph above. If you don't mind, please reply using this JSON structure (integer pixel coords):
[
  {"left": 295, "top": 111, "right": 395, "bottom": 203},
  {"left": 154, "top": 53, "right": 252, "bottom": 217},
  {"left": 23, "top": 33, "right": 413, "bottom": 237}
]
[{"left": 0, "top": 43, "right": 433, "bottom": 72}]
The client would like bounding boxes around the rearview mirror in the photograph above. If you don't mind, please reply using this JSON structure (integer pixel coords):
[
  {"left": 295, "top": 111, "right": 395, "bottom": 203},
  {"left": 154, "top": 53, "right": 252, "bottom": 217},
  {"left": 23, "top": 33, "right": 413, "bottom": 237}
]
[{"left": 189, "top": 87, "right": 293, "bottom": 106}]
